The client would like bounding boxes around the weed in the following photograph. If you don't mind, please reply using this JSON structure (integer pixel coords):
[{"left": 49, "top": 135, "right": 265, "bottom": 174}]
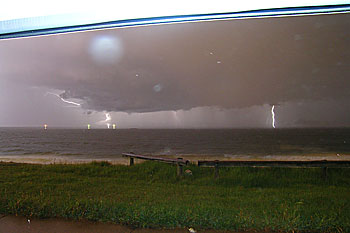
[{"left": 0, "top": 161, "right": 349, "bottom": 231}]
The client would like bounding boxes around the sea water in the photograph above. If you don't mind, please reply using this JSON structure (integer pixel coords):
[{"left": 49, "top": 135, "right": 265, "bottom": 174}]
[{"left": 0, "top": 128, "right": 349, "bottom": 159}]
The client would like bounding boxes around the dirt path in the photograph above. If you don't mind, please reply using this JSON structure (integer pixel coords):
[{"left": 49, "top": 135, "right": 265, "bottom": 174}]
[{"left": 0, "top": 215, "right": 252, "bottom": 233}]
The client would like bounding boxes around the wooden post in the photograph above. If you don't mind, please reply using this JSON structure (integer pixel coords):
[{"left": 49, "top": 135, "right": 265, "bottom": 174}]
[
  {"left": 130, "top": 157, "right": 134, "bottom": 166},
  {"left": 214, "top": 160, "right": 219, "bottom": 179},
  {"left": 323, "top": 166, "right": 328, "bottom": 180},
  {"left": 177, "top": 158, "right": 183, "bottom": 177}
]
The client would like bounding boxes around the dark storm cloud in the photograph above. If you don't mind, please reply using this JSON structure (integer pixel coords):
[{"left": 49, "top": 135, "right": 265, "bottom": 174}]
[{"left": 0, "top": 13, "right": 349, "bottom": 113}]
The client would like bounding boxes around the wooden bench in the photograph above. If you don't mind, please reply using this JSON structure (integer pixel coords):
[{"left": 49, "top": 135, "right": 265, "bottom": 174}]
[
  {"left": 198, "top": 160, "right": 350, "bottom": 179},
  {"left": 122, "top": 153, "right": 189, "bottom": 177}
]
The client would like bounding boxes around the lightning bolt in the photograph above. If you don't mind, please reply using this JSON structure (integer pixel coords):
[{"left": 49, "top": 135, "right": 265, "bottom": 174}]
[
  {"left": 105, "top": 113, "right": 111, "bottom": 129},
  {"left": 96, "top": 112, "right": 113, "bottom": 128},
  {"left": 105, "top": 113, "right": 111, "bottom": 121},
  {"left": 271, "top": 105, "right": 276, "bottom": 128},
  {"left": 46, "top": 92, "right": 81, "bottom": 106}
]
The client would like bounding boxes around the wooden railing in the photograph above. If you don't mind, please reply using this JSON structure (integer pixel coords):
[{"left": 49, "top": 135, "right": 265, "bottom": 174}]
[
  {"left": 198, "top": 160, "right": 350, "bottom": 179},
  {"left": 122, "top": 153, "right": 189, "bottom": 177},
  {"left": 122, "top": 153, "right": 350, "bottom": 179}
]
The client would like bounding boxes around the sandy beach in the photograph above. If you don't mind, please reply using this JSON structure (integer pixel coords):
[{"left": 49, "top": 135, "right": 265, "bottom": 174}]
[{"left": 0, "top": 153, "right": 349, "bottom": 165}]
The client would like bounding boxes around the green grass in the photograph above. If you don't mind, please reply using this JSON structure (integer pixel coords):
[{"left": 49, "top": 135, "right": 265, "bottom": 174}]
[{"left": 0, "top": 161, "right": 349, "bottom": 232}]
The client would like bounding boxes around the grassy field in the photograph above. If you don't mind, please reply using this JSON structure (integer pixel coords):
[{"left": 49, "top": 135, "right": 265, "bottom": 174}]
[{"left": 0, "top": 161, "right": 349, "bottom": 232}]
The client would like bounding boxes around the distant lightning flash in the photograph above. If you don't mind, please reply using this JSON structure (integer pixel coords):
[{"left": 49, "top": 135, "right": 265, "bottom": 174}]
[
  {"left": 96, "top": 112, "right": 113, "bottom": 128},
  {"left": 105, "top": 113, "right": 111, "bottom": 129},
  {"left": 46, "top": 92, "right": 81, "bottom": 106},
  {"left": 271, "top": 105, "right": 276, "bottom": 128},
  {"left": 105, "top": 113, "right": 111, "bottom": 121}
]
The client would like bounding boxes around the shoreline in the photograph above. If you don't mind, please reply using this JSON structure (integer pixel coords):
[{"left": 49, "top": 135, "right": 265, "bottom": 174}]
[{"left": 0, "top": 153, "right": 349, "bottom": 165}]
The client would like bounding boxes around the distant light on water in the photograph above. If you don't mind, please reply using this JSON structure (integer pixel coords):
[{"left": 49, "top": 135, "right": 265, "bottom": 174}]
[
  {"left": 87, "top": 124, "right": 91, "bottom": 129},
  {"left": 113, "top": 124, "right": 116, "bottom": 129},
  {"left": 44, "top": 124, "right": 47, "bottom": 130}
]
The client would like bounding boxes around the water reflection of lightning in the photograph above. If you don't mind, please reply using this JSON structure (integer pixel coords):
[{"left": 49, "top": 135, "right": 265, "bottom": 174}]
[
  {"left": 46, "top": 92, "right": 81, "bottom": 106},
  {"left": 271, "top": 105, "right": 276, "bottom": 128}
]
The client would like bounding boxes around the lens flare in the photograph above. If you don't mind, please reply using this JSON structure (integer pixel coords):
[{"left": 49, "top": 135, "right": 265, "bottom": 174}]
[{"left": 89, "top": 35, "right": 123, "bottom": 65}]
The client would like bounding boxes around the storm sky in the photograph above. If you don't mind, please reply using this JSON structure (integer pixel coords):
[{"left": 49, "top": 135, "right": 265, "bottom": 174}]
[{"left": 0, "top": 13, "right": 349, "bottom": 128}]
